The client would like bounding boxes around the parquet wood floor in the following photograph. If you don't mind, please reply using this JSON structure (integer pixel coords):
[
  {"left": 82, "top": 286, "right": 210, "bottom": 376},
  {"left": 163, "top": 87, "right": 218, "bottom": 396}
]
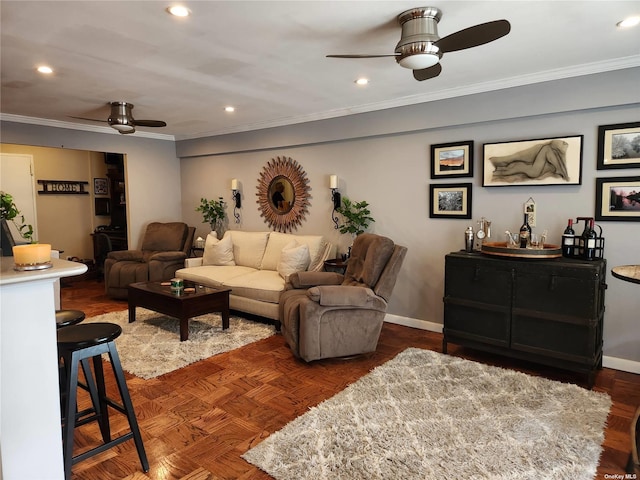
[{"left": 60, "top": 279, "right": 639, "bottom": 480}]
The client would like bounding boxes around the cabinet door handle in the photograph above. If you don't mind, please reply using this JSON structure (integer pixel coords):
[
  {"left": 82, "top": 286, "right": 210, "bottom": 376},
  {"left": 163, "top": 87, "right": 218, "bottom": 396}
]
[
  {"left": 474, "top": 266, "right": 481, "bottom": 281},
  {"left": 549, "top": 275, "right": 557, "bottom": 291}
]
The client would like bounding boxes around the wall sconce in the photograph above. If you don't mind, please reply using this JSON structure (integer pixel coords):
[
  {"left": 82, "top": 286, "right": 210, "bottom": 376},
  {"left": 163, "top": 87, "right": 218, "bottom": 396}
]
[
  {"left": 231, "top": 178, "right": 242, "bottom": 223},
  {"left": 330, "top": 174, "right": 341, "bottom": 229}
]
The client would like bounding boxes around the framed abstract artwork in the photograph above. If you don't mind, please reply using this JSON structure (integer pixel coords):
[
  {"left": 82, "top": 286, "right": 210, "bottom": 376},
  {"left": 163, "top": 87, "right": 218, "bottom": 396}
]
[
  {"left": 596, "top": 122, "right": 640, "bottom": 170},
  {"left": 482, "top": 135, "right": 583, "bottom": 187},
  {"left": 594, "top": 176, "right": 640, "bottom": 222},
  {"left": 429, "top": 183, "right": 472, "bottom": 219},
  {"left": 430, "top": 141, "right": 474, "bottom": 179}
]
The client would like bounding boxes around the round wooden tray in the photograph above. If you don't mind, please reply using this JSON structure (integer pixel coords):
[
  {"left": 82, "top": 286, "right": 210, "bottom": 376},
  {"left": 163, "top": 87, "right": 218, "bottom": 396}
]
[{"left": 480, "top": 241, "right": 562, "bottom": 259}]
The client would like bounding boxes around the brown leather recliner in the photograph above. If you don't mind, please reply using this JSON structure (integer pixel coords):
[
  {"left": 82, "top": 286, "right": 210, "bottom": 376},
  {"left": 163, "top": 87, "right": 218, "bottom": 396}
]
[
  {"left": 279, "top": 233, "right": 407, "bottom": 362},
  {"left": 104, "top": 222, "right": 195, "bottom": 299}
]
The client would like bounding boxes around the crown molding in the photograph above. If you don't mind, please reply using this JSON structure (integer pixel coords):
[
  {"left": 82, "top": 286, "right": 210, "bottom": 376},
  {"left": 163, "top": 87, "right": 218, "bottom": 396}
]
[
  {"left": 175, "top": 55, "right": 640, "bottom": 140},
  {"left": 2, "top": 56, "right": 638, "bottom": 142}
]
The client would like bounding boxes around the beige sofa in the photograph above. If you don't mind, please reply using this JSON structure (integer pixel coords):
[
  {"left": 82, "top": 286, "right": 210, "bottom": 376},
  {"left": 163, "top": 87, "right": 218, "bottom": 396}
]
[{"left": 175, "top": 230, "right": 335, "bottom": 325}]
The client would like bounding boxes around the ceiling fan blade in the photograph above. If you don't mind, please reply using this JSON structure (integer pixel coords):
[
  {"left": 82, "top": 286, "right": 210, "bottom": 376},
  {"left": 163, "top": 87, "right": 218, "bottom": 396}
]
[
  {"left": 326, "top": 54, "right": 399, "bottom": 59},
  {"left": 68, "top": 115, "right": 107, "bottom": 123},
  {"left": 435, "top": 19, "right": 511, "bottom": 53},
  {"left": 413, "top": 63, "right": 442, "bottom": 81},
  {"left": 132, "top": 120, "right": 167, "bottom": 127}
]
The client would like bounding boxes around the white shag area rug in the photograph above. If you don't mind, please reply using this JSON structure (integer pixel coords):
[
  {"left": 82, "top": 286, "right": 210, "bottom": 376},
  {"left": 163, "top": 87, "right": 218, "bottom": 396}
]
[
  {"left": 243, "top": 348, "right": 611, "bottom": 480},
  {"left": 85, "top": 308, "right": 275, "bottom": 379}
]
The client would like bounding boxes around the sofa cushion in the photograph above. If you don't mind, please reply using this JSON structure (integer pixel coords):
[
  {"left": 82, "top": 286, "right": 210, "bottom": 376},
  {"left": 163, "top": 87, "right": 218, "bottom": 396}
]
[
  {"left": 277, "top": 241, "right": 310, "bottom": 280},
  {"left": 222, "top": 270, "right": 284, "bottom": 304},
  {"left": 225, "top": 231, "right": 270, "bottom": 269},
  {"left": 175, "top": 265, "right": 256, "bottom": 286},
  {"left": 202, "top": 232, "right": 236, "bottom": 266},
  {"left": 260, "top": 231, "right": 327, "bottom": 271},
  {"left": 141, "top": 222, "right": 188, "bottom": 252}
]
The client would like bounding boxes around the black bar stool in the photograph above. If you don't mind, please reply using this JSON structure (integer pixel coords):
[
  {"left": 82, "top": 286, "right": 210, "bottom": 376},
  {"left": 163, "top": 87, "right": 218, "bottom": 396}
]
[
  {"left": 55, "top": 309, "right": 99, "bottom": 418},
  {"left": 55, "top": 309, "right": 86, "bottom": 329},
  {"left": 57, "top": 322, "right": 148, "bottom": 480}
]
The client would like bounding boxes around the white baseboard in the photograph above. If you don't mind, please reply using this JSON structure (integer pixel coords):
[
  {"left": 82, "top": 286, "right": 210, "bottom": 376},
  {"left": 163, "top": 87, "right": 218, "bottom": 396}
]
[
  {"left": 602, "top": 355, "right": 640, "bottom": 374},
  {"left": 384, "top": 313, "right": 442, "bottom": 333},
  {"left": 384, "top": 314, "right": 640, "bottom": 375}
]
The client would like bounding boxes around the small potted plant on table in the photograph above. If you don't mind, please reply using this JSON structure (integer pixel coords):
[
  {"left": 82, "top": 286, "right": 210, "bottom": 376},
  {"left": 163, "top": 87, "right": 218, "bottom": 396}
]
[
  {"left": 336, "top": 196, "right": 375, "bottom": 258},
  {"left": 196, "top": 197, "right": 227, "bottom": 238}
]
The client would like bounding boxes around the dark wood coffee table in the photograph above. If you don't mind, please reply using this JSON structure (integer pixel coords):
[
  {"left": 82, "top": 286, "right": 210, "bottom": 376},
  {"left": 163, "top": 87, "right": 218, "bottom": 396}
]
[{"left": 128, "top": 281, "right": 231, "bottom": 341}]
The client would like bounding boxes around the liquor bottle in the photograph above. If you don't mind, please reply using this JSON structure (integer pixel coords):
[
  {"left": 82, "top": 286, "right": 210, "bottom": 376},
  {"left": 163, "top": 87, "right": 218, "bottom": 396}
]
[
  {"left": 583, "top": 219, "right": 597, "bottom": 260},
  {"left": 519, "top": 213, "right": 531, "bottom": 248},
  {"left": 561, "top": 219, "right": 575, "bottom": 257}
]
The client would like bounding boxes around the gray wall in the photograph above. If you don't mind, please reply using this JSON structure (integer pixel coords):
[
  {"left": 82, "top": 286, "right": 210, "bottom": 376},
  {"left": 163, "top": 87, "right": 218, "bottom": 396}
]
[
  {"left": 177, "top": 68, "right": 640, "bottom": 369},
  {"left": 1, "top": 68, "right": 638, "bottom": 370}
]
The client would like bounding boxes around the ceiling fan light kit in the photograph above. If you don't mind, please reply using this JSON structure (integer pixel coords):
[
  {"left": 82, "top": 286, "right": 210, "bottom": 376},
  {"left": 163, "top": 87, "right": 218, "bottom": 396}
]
[{"left": 395, "top": 7, "right": 442, "bottom": 69}]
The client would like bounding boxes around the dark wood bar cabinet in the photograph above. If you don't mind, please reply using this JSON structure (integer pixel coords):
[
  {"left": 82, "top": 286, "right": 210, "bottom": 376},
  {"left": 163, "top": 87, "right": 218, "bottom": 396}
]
[{"left": 443, "top": 251, "right": 607, "bottom": 387}]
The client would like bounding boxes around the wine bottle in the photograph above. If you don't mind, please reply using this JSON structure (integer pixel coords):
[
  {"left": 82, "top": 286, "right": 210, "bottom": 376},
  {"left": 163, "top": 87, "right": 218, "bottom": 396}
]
[
  {"left": 519, "top": 213, "right": 531, "bottom": 248},
  {"left": 561, "top": 219, "right": 575, "bottom": 257},
  {"left": 577, "top": 218, "right": 590, "bottom": 257},
  {"left": 583, "top": 219, "right": 597, "bottom": 260}
]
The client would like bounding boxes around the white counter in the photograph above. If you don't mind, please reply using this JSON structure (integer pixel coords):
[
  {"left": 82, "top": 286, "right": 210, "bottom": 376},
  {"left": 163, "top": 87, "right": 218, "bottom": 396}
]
[{"left": 1, "top": 258, "right": 87, "bottom": 480}]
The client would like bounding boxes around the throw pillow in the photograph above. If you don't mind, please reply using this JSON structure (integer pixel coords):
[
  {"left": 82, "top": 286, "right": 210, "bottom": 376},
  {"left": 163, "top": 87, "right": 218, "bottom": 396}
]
[
  {"left": 277, "top": 241, "right": 310, "bottom": 280},
  {"left": 202, "top": 232, "right": 236, "bottom": 266}
]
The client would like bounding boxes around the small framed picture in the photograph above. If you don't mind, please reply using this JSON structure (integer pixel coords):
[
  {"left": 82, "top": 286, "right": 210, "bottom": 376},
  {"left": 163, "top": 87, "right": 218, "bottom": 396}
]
[
  {"left": 429, "top": 183, "right": 472, "bottom": 219},
  {"left": 595, "top": 176, "right": 640, "bottom": 222},
  {"left": 483, "top": 135, "right": 583, "bottom": 187},
  {"left": 94, "top": 178, "right": 109, "bottom": 195},
  {"left": 596, "top": 122, "right": 640, "bottom": 170},
  {"left": 430, "top": 141, "right": 474, "bottom": 179}
]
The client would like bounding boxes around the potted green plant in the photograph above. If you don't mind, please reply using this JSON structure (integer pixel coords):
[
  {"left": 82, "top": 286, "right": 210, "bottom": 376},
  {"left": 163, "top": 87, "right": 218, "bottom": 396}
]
[
  {"left": 336, "top": 196, "right": 375, "bottom": 236},
  {"left": 196, "top": 197, "right": 227, "bottom": 238},
  {"left": 0, "top": 191, "right": 34, "bottom": 244}
]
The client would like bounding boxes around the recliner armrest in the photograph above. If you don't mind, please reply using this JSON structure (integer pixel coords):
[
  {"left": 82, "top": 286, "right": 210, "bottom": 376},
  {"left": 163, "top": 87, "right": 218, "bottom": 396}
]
[
  {"left": 307, "top": 285, "right": 376, "bottom": 307},
  {"left": 289, "top": 271, "right": 343, "bottom": 289},
  {"left": 148, "top": 251, "right": 187, "bottom": 262},
  {"left": 107, "top": 250, "right": 144, "bottom": 262}
]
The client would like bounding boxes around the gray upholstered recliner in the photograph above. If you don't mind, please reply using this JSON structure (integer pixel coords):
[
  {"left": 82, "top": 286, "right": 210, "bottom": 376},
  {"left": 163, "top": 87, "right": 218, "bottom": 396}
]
[
  {"left": 104, "top": 222, "right": 195, "bottom": 299},
  {"left": 279, "top": 233, "right": 407, "bottom": 362}
]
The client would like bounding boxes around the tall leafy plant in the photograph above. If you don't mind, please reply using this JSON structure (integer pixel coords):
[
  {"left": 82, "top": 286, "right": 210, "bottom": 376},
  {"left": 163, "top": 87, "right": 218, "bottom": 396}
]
[
  {"left": 336, "top": 196, "right": 374, "bottom": 236},
  {"left": 196, "top": 197, "right": 227, "bottom": 237},
  {"left": 0, "top": 191, "right": 34, "bottom": 242}
]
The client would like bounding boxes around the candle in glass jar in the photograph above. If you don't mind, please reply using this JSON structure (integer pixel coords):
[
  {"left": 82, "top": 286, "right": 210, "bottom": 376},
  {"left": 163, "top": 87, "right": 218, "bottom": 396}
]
[{"left": 12, "top": 244, "right": 52, "bottom": 265}]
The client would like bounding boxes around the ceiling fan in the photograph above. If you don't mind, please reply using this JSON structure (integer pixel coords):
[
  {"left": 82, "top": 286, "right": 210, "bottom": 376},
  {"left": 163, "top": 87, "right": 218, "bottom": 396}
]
[
  {"left": 71, "top": 102, "right": 167, "bottom": 134},
  {"left": 327, "top": 6, "right": 511, "bottom": 81}
]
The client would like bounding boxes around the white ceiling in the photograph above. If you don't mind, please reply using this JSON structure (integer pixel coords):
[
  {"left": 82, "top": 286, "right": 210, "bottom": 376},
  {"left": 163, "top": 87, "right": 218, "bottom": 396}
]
[{"left": 1, "top": 1, "right": 639, "bottom": 141}]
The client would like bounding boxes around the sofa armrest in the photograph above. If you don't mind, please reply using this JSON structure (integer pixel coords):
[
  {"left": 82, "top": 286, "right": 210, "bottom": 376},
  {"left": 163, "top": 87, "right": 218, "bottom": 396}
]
[
  {"left": 307, "top": 285, "right": 377, "bottom": 307},
  {"left": 184, "top": 257, "right": 204, "bottom": 268},
  {"left": 289, "top": 271, "right": 343, "bottom": 289},
  {"left": 149, "top": 251, "right": 187, "bottom": 262},
  {"left": 107, "top": 250, "right": 144, "bottom": 262}
]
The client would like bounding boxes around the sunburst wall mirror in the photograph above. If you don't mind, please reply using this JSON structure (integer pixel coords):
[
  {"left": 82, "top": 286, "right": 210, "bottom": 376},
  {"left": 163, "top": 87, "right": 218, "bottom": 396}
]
[{"left": 256, "top": 156, "right": 311, "bottom": 232}]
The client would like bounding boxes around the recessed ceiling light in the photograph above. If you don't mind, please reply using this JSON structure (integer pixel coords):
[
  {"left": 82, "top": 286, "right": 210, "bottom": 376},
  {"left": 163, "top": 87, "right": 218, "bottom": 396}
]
[
  {"left": 166, "top": 5, "right": 190, "bottom": 17},
  {"left": 355, "top": 78, "right": 369, "bottom": 86},
  {"left": 224, "top": 106, "right": 235, "bottom": 113},
  {"left": 617, "top": 16, "right": 640, "bottom": 28},
  {"left": 37, "top": 65, "right": 53, "bottom": 74}
]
